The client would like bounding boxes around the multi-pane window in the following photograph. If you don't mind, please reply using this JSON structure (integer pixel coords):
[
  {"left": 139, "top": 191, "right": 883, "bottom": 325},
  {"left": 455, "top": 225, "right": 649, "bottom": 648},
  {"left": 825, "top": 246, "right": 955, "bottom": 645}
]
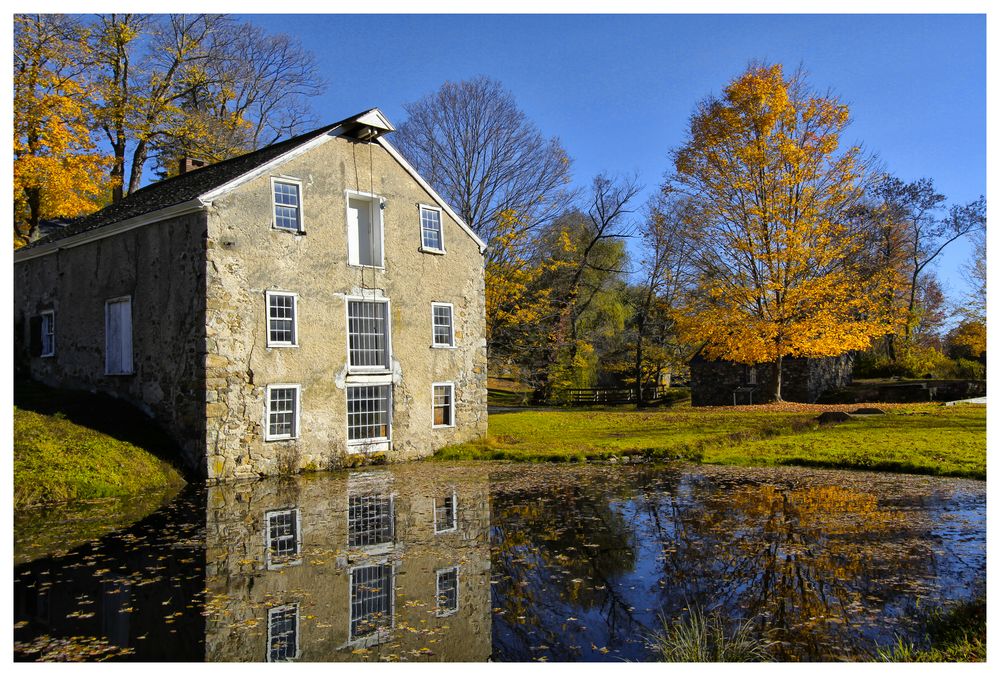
[
  {"left": 431, "top": 303, "right": 454, "bottom": 347},
  {"left": 272, "top": 180, "right": 302, "bottom": 232},
  {"left": 105, "top": 297, "right": 133, "bottom": 375},
  {"left": 348, "top": 494, "right": 395, "bottom": 547},
  {"left": 267, "top": 604, "right": 299, "bottom": 661},
  {"left": 266, "top": 385, "right": 299, "bottom": 441},
  {"left": 747, "top": 366, "right": 757, "bottom": 386},
  {"left": 434, "top": 492, "right": 457, "bottom": 533},
  {"left": 436, "top": 567, "right": 459, "bottom": 617},
  {"left": 350, "top": 563, "right": 394, "bottom": 641},
  {"left": 433, "top": 383, "right": 455, "bottom": 428},
  {"left": 265, "top": 508, "right": 300, "bottom": 568},
  {"left": 347, "top": 384, "right": 390, "bottom": 443},
  {"left": 347, "top": 300, "right": 389, "bottom": 370},
  {"left": 420, "top": 205, "right": 444, "bottom": 251},
  {"left": 40, "top": 311, "right": 55, "bottom": 357},
  {"left": 266, "top": 292, "right": 297, "bottom": 346}
]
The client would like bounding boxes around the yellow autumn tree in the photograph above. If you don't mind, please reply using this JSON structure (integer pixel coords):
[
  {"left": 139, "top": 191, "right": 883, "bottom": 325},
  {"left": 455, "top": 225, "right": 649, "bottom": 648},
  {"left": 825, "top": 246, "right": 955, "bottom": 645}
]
[
  {"left": 14, "top": 14, "right": 112, "bottom": 245},
  {"left": 670, "top": 64, "right": 904, "bottom": 400}
]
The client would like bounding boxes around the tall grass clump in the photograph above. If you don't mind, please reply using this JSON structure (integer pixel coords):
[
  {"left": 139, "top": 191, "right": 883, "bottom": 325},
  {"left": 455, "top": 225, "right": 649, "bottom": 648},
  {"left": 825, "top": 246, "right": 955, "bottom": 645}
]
[{"left": 649, "top": 607, "right": 773, "bottom": 662}]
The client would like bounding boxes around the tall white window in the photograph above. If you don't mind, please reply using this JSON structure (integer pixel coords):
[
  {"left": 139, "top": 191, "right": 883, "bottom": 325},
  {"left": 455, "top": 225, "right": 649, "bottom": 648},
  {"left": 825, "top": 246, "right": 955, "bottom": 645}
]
[
  {"left": 420, "top": 205, "right": 444, "bottom": 252},
  {"left": 265, "top": 508, "right": 301, "bottom": 569},
  {"left": 40, "top": 310, "right": 55, "bottom": 357},
  {"left": 432, "top": 383, "right": 455, "bottom": 428},
  {"left": 266, "top": 291, "right": 297, "bottom": 347},
  {"left": 434, "top": 492, "right": 457, "bottom": 533},
  {"left": 267, "top": 604, "right": 299, "bottom": 661},
  {"left": 435, "top": 567, "right": 459, "bottom": 617},
  {"left": 347, "top": 385, "right": 391, "bottom": 444},
  {"left": 272, "top": 179, "right": 302, "bottom": 232},
  {"left": 265, "top": 385, "right": 300, "bottom": 441},
  {"left": 431, "top": 303, "right": 454, "bottom": 348},
  {"left": 350, "top": 563, "right": 394, "bottom": 642},
  {"left": 105, "top": 297, "right": 133, "bottom": 375},
  {"left": 347, "top": 300, "right": 389, "bottom": 371},
  {"left": 347, "top": 193, "right": 383, "bottom": 267}
]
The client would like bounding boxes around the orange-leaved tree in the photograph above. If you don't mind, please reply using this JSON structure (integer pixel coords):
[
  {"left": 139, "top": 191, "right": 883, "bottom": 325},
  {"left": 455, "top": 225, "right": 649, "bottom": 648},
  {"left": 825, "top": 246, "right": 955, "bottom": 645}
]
[{"left": 669, "top": 64, "right": 904, "bottom": 400}]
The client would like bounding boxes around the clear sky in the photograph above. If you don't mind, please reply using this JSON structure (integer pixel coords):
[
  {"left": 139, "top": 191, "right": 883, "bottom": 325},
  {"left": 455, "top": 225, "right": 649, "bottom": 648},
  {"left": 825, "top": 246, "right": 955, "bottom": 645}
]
[{"left": 243, "top": 13, "right": 985, "bottom": 302}]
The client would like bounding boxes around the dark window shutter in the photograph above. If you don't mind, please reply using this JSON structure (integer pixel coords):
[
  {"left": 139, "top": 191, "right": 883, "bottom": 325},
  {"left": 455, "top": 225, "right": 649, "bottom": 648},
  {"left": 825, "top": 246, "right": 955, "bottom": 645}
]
[{"left": 29, "top": 315, "right": 42, "bottom": 357}]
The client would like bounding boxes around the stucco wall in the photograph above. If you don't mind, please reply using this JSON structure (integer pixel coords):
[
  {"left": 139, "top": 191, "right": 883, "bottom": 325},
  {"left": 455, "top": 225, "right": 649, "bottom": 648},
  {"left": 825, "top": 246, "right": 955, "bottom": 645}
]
[
  {"left": 12, "top": 213, "right": 208, "bottom": 470},
  {"left": 203, "top": 134, "right": 488, "bottom": 480}
]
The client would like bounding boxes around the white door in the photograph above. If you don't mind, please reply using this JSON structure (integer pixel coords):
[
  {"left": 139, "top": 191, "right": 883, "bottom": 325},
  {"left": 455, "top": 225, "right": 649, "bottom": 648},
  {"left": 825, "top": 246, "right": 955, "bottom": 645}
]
[
  {"left": 347, "top": 197, "right": 382, "bottom": 267},
  {"left": 105, "top": 297, "right": 133, "bottom": 374}
]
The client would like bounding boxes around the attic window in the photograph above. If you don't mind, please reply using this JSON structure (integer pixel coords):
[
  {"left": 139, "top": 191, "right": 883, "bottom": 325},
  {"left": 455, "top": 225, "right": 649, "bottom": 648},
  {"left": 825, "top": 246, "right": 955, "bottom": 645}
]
[
  {"left": 419, "top": 205, "right": 444, "bottom": 252},
  {"left": 272, "top": 179, "right": 303, "bottom": 232}
]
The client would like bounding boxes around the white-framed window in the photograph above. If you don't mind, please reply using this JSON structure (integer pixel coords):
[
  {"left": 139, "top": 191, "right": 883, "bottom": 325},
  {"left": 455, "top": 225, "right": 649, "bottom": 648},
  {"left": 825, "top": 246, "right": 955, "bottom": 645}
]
[
  {"left": 434, "top": 492, "right": 457, "bottom": 533},
  {"left": 105, "top": 296, "right": 133, "bottom": 375},
  {"left": 266, "top": 291, "right": 297, "bottom": 347},
  {"left": 747, "top": 366, "right": 757, "bottom": 386},
  {"left": 267, "top": 603, "right": 299, "bottom": 661},
  {"left": 40, "top": 310, "right": 55, "bottom": 357},
  {"left": 271, "top": 178, "right": 303, "bottom": 232},
  {"left": 348, "top": 493, "right": 395, "bottom": 548},
  {"left": 435, "top": 566, "right": 459, "bottom": 617},
  {"left": 265, "top": 384, "right": 300, "bottom": 441},
  {"left": 349, "top": 562, "right": 394, "bottom": 643},
  {"left": 347, "top": 384, "right": 391, "bottom": 445},
  {"left": 432, "top": 383, "right": 455, "bottom": 428},
  {"left": 347, "top": 299, "right": 390, "bottom": 371},
  {"left": 346, "top": 191, "right": 384, "bottom": 267},
  {"left": 419, "top": 204, "right": 444, "bottom": 252},
  {"left": 431, "top": 303, "right": 455, "bottom": 348},
  {"left": 265, "top": 508, "right": 301, "bottom": 569}
]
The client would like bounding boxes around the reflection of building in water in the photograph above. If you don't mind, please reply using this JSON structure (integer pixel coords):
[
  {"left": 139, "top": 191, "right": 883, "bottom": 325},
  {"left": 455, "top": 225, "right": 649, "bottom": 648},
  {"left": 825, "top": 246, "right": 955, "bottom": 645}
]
[{"left": 205, "top": 466, "right": 491, "bottom": 662}]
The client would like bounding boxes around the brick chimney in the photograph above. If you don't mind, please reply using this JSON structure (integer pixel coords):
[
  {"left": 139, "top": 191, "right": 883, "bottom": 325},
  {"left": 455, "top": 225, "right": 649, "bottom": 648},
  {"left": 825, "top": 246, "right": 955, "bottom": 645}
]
[{"left": 178, "top": 156, "right": 207, "bottom": 175}]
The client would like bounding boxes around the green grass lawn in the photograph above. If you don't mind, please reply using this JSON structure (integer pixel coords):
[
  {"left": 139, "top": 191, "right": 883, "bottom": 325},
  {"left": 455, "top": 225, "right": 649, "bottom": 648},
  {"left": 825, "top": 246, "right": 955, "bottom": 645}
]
[{"left": 435, "top": 403, "right": 986, "bottom": 479}]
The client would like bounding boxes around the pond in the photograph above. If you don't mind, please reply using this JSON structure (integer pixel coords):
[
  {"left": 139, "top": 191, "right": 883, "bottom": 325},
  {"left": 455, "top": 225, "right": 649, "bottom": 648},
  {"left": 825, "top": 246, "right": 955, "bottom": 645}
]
[{"left": 13, "top": 462, "right": 985, "bottom": 662}]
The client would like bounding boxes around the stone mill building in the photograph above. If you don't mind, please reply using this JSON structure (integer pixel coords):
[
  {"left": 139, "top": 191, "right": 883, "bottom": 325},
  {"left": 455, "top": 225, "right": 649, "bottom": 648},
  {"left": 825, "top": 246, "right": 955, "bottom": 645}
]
[{"left": 13, "top": 109, "right": 488, "bottom": 481}]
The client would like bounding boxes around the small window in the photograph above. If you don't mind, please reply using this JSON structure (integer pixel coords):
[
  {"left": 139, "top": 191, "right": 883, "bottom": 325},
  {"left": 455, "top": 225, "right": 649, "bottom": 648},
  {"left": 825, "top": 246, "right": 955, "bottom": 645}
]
[
  {"left": 272, "top": 180, "right": 302, "bottom": 232},
  {"left": 420, "top": 205, "right": 444, "bottom": 252},
  {"left": 347, "top": 384, "right": 391, "bottom": 443},
  {"left": 350, "top": 563, "right": 394, "bottom": 642},
  {"left": 434, "top": 492, "right": 457, "bottom": 533},
  {"left": 431, "top": 303, "right": 454, "bottom": 347},
  {"left": 265, "top": 508, "right": 301, "bottom": 569},
  {"left": 435, "top": 567, "right": 459, "bottom": 617},
  {"left": 105, "top": 297, "right": 133, "bottom": 375},
  {"left": 265, "top": 385, "right": 300, "bottom": 441},
  {"left": 39, "top": 311, "right": 55, "bottom": 357},
  {"left": 747, "top": 366, "right": 757, "bottom": 386},
  {"left": 348, "top": 493, "right": 395, "bottom": 548},
  {"left": 433, "top": 383, "right": 455, "bottom": 428},
  {"left": 347, "top": 299, "right": 390, "bottom": 371},
  {"left": 267, "top": 604, "right": 299, "bottom": 661},
  {"left": 347, "top": 193, "right": 383, "bottom": 267},
  {"left": 266, "top": 291, "right": 297, "bottom": 347}
]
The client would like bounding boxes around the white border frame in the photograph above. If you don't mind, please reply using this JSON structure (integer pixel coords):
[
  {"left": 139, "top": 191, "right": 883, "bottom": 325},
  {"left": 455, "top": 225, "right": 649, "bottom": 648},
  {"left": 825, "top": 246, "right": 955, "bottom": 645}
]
[
  {"left": 39, "top": 309, "right": 55, "bottom": 358},
  {"left": 345, "top": 296, "right": 393, "bottom": 374},
  {"left": 435, "top": 565, "right": 460, "bottom": 617},
  {"left": 347, "top": 560, "right": 396, "bottom": 647},
  {"left": 345, "top": 190, "right": 386, "bottom": 269},
  {"left": 431, "top": 382, "right": 456, "bottom": 429},
  {"left": 266, "top": 603, "right": 300, "bottom": 662},
  {"left": 270, "top": 176, "right": 305, "bottom": 233},
  {"left": 264, "top": 507, "right": 303, "bottom": 570},
  {"left": 433, "top": 490, "right": 458, "bottom": 534},
  {"left": 418, "top": 203, "right": 446, "bottom": 254},
  {"left": 264, "top": 383, "right": 301, "bottom": 442},
  {"left": 345, "top": 381, "right": 392, "bottom": 452},
  {"left": 104, "top": 295, "right": 133, "bottom": 376},
  {"left": 430, "top": 302, "right": 456, "bottom": 349},
  {"left": 265, "top": 290, "right": 299, "bottom": 348}
]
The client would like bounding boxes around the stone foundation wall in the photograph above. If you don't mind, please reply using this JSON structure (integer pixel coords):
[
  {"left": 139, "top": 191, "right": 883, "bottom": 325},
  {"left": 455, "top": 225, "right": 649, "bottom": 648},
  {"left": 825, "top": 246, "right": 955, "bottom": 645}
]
[{"left": 690, "top": 354, "right": 854, "bottom": 406}]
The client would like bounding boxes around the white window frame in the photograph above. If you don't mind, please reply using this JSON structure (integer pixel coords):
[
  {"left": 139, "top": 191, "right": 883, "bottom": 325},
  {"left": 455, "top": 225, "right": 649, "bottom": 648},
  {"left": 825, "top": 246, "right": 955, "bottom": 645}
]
[
  {"left": 432, "top": 382, "right": 456, "bottom": 429},
  {"left": 347, "top": 560, "right": 395, "bottom": 646},
  {"left": 264, "top": 507, "right": 302, "bottom": 570},
  {"left": 747, "top": 366, "right": 757, "bottom": 386},
  {"left": 104, "top": 296, "right": 133, "bottom": 376},
  {"left": 418, "top": 204, "right": 445, "bottom": 254},
  {"left": 345, "top": 297, "right": 392, "bottom": 373},
  {"left": 264, "top": 384, "right": 301, "bottom": 442},
  {"left": 345, "top": 190, "right": 385, "bottom": 269},
  {"left": 265, "top": 290, "right": 298, "bottom": 348},
  {"left": 346, "top": 380, "right": 392, "bottom": 452},
  {"left": 39, "top": 310, "right": 55, "bottom": 358},
  {"left": 433, "top": 491, "right": 458, "bottom": 534},
  {"left": 266, "top": 603, "right": 300, "bottom": 662},
  {"left": 431, "top": 302, "right": 455, "bottom": 349},
  {"left": 270, "top": 176, "right": 304, "bottom": 233},
  {"left": 435, "top": 566, "right": 459, "bottom": 617}
]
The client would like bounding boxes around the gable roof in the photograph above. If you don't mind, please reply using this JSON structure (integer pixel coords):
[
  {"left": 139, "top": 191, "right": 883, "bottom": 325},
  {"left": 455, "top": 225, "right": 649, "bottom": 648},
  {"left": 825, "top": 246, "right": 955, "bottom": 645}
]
[{"left": 16, "top": 107, "right": 485, "bottom": 260}]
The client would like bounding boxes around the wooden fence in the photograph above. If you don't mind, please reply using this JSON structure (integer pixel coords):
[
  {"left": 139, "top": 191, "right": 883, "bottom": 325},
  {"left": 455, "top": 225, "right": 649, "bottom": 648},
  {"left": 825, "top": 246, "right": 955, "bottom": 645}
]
[{"left": 564, "top": 386, "right": 671, "bottom": 405}]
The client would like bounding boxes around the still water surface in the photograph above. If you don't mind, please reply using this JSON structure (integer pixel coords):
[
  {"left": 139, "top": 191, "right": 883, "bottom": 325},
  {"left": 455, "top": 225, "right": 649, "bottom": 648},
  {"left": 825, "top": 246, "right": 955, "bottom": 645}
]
[{"left": 13, "top": 462, "right": 985, "bottom": 661}]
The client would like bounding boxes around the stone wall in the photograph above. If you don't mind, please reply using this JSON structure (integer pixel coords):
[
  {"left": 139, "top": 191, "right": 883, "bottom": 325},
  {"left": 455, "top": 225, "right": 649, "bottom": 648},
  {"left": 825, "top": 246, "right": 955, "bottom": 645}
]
[
  {"left": 12, "top": 213, "right": 208, "bottom": 470},
  {"left": 690, "top": 354, "right": 854, "bottom": 406}
]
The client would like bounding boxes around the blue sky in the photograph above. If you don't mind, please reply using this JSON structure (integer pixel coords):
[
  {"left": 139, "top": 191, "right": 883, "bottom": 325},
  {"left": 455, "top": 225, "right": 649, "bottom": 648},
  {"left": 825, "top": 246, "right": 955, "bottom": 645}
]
[{"left": 244, "top": 13, "right": 985, "bottom": 302}]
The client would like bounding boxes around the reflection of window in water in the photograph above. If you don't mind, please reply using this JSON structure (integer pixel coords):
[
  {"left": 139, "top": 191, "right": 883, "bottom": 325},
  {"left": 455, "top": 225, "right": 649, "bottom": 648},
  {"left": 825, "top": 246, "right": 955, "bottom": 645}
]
[
  {"left": 350, "top": 563, "right": 394, "bottom": 641},
  {"left": 434, "top": 492, "right": 458, "bottom": 533},
  {"left": 348, "top": 494, "right": 394, "bottom": 547},
  {"left": 435, "top": 566, "right": 459, "bottom": 616},
  {"left": 265, "top": 508, "right": 301, "bottom": 569},
  {"left": 267, "top": 604, "right": 299, "bottom": 662}
]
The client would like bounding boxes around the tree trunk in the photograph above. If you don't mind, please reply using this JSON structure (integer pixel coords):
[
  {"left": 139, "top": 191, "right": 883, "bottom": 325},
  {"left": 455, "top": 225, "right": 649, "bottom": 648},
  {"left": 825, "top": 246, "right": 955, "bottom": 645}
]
[
  {"left": 771, "top": 355, "right": 784, "bottom": 402},
  {"left": 633, "top": 313, "right": 646, "bottom": 406},
  {"left": 128, "top": 139, "right": 148, "bottom": 196},
  {"left": 25, "top": 186, "right": 41, "bottom": 241}
]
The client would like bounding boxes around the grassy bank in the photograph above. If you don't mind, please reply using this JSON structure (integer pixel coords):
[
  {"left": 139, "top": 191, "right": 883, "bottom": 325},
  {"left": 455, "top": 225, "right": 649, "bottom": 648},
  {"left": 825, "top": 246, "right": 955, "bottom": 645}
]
[
  {"left": 878, "top": 597, "right": 986, "bottom": 662},
  {"left": 435, "top": 403, "right": 986, "bottom": 479}
]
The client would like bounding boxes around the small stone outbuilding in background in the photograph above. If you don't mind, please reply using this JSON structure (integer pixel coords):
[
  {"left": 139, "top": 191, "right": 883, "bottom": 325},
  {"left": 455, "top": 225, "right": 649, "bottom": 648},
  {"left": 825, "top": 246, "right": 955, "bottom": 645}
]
[{"left": 689, "top": 351, "right": 854, "bottom": 406}]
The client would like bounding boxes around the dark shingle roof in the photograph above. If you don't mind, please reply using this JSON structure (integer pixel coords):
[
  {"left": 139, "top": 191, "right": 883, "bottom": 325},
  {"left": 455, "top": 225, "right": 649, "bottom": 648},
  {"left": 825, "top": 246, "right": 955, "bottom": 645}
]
[{"left": 24, "top": 115, "right": 359, "bottom": 250}]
